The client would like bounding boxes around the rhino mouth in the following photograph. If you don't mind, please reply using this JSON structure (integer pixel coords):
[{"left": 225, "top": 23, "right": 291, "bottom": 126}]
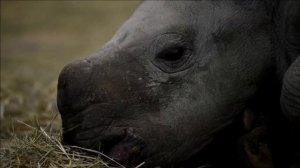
[
  {"left": 103, "top": 128, "right": 146, "bottom": 165},
  {"left": 73, "top": 125, "right": 146, "bottom": 166}
]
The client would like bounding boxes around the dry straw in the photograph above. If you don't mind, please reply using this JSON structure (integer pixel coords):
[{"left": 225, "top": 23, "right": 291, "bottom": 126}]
[{"left": 0, "top": 116, "right": 145, "bottom": 168}]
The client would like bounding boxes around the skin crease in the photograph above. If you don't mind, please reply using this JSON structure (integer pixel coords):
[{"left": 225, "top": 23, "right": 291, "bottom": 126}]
[
  {"left": 57, "top": 0, "right": 299, "bottom": 167},
  {"left": 281, "top": 57, "right": 300, "bottom": 127}
]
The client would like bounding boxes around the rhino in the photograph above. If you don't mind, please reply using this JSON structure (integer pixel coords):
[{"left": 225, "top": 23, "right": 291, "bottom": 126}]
[{"left": 57, "top": 0, "right": 300, "bottom": 167}]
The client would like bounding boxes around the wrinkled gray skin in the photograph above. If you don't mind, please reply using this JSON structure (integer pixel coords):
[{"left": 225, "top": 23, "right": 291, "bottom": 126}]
[
  {"left": 282, "top": 57, "right": 300, "bottom": 127},
  {"left": 57, "top": 1, "right": 300, "bottom": 167}
]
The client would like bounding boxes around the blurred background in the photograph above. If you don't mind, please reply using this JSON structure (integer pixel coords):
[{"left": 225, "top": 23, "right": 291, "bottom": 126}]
[{"left": 0, "top": 1, "right": 140, "bottom": 139}]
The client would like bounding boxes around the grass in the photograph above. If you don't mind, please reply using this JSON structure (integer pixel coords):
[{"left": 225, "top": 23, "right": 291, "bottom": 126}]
[
  {"left": 0, "top": 1, "right": 140, "bottom": 167},
  {"left": 0, "top": 119, "right": 106, "bottom": 168},
  {"left": 0, "top": 118, "right": 145, "bottom": 168}
]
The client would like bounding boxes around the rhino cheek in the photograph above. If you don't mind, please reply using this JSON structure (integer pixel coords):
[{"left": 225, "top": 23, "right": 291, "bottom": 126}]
[{"left": 281, "top": 56, "right": 300, "bottom": 127}]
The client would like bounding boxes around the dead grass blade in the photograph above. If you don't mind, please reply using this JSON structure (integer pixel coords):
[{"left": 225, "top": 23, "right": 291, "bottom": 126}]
[{"left": 0, "top": 120, "right": 130, "bottom": 168}]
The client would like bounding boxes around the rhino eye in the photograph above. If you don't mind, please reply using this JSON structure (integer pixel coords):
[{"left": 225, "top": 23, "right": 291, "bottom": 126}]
[
  {"left": 157, "top": 46, "right": 186, "bottom": 62},
  {"left": 153, "top": 45, "right": 192, "bottom": 73},
  {"left": 151, "top": 33, "right": 194, "bottom": 73}
]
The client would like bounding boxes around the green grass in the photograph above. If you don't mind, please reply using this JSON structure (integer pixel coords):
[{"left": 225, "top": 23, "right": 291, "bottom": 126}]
[{"left": 0, "top": 1, "right": 140, "bottom": 167}]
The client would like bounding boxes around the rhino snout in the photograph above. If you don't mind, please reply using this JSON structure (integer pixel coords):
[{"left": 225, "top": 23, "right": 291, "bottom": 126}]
[{"left": 57, "top": 59, "right": 93, "bottom": 115}]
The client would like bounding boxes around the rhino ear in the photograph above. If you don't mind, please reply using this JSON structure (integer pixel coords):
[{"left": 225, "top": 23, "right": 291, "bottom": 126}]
[{"left": 281, "top": 56, "right": 300, "bottom": 127}]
